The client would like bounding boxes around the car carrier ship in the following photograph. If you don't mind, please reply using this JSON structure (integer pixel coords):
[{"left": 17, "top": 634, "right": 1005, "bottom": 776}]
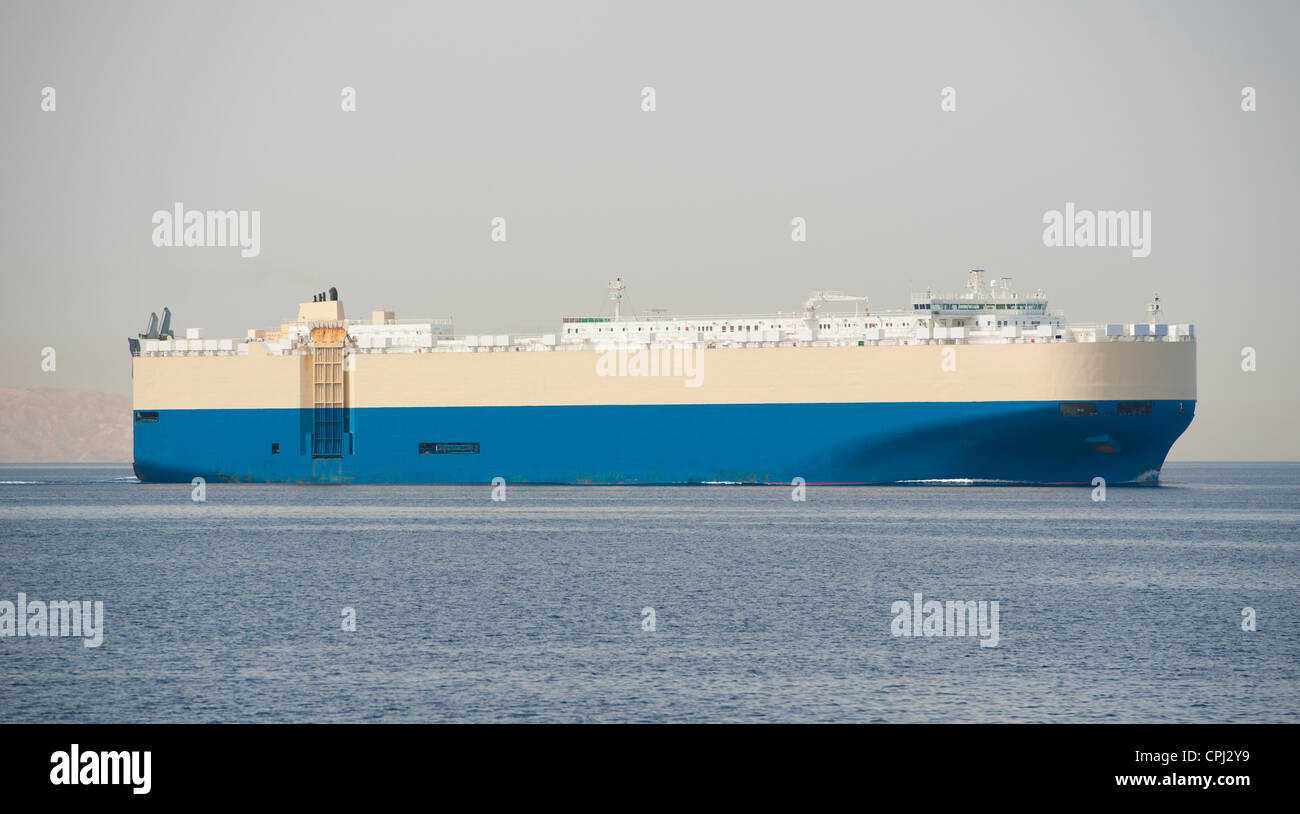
[{"left": 127, "top": 270, "right": 1196, "bottom": 485}]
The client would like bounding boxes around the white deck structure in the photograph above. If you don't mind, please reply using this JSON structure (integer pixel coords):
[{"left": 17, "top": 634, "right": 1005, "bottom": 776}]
[{"left": 131, "top": 270, "right": 1194, "bottom": 358}]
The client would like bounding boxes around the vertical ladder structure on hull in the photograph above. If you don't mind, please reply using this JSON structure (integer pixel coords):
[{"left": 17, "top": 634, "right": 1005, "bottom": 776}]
[{"left": 311, "top": 324, "right": 346, "bottom": 459}]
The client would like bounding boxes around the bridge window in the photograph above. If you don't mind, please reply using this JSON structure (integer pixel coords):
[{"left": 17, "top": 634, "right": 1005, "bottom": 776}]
[
  {"left": 1118, "top": 401, "right": 1153, "bottom": 416},
  {"left": 134, "top": 411, "right": 159, "bottom": 423}
]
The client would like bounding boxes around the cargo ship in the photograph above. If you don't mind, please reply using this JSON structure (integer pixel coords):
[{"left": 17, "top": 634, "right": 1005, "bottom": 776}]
[{"left": 127, "top": 270, "right": 1196, "bottom": 485}]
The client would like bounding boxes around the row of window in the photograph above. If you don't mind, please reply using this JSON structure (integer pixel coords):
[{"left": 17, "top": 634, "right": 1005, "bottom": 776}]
[
  {"left": 916, "top": 303, "right": 1043, "bottom": 311},
  {"left": 571, "top": 324, "right": 767, "bottom": 334}
]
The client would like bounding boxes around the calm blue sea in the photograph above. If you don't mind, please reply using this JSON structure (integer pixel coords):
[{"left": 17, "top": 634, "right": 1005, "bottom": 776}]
[{"left": 0, "top": 462, "right": 1296, "bottom": 722}]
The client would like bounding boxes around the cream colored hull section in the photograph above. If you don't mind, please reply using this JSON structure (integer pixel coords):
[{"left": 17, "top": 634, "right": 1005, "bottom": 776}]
[{"left": 133, "top": 341, "right": 1196, "bottom": 411}]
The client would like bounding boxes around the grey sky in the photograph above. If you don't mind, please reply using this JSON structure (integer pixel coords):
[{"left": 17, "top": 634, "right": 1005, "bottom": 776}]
[{"left": 1, "top": 0, "right": 1296, "bottom": 460}]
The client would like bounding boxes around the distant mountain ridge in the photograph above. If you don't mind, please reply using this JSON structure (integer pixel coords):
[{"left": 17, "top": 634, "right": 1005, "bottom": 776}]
[{"left": 0, "top": 388, "right": 132, "bottom": 463}]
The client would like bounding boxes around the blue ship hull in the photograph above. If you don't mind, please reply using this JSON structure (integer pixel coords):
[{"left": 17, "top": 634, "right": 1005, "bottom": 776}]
[{"left": 131, "top": 399, "right": 1195, "bottom": 485}]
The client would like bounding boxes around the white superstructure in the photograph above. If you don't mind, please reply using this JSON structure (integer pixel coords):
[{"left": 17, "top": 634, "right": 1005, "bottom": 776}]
[{"left": 130, "top": 270, "right": 1194, "bottom": 359}]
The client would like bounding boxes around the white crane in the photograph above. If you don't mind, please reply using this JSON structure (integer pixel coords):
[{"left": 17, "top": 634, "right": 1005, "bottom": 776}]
[{"left": 803, "top": 291, "right": 868, "bottom": 318}]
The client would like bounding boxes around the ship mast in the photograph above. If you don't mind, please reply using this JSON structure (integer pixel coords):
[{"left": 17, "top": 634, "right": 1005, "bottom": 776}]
[{"left": 608, "top": 277, "right": 626, "bottom": 322}]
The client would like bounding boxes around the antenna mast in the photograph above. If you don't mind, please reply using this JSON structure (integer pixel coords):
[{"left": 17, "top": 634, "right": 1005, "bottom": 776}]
[
  {"left": 1147, "top": 293, "right": 1162, "bottom": 322},
  {"left": 608, "top": 277, "right": 626, "bottom": 322}
]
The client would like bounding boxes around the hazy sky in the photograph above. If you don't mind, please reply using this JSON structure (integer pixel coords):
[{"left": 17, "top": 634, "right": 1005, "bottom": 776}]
[{"left": 1, "top": 0, "right": 1296, "bottom": 460}]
